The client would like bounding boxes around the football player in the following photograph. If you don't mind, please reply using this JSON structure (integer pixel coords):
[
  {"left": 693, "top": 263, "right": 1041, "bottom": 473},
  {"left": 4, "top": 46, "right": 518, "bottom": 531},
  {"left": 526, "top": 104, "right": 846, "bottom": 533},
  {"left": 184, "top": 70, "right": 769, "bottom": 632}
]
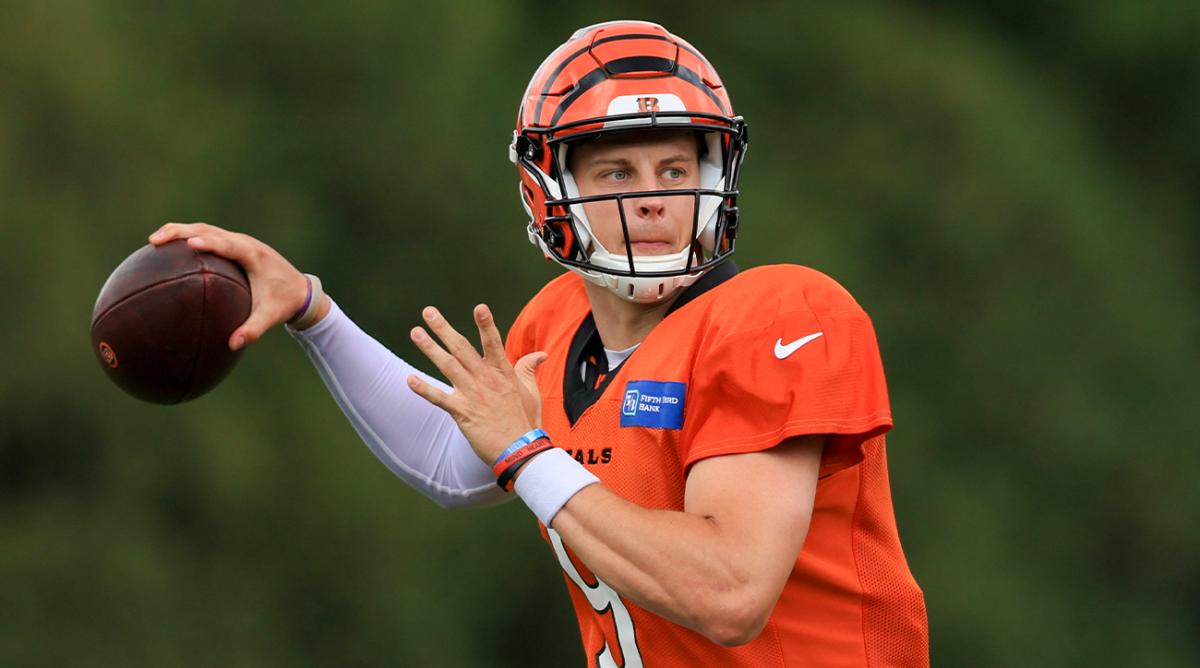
[{"left": 151, "top": 20, "right": 929, "bottom": 667}]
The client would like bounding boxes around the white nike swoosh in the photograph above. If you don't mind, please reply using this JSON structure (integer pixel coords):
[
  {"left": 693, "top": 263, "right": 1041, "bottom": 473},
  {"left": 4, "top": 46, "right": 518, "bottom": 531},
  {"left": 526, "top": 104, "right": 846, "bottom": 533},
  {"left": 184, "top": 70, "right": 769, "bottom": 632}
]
[{"left": 774, "top": 332, "right": 824, "bottom": 359}]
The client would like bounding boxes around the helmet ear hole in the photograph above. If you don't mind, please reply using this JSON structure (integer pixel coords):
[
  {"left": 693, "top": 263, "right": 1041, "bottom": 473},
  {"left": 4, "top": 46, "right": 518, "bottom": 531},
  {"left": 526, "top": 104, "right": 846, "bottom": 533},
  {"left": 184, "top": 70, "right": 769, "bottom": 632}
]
[{"left": 555, "top": 221, "right": 577, "bottom": 257}]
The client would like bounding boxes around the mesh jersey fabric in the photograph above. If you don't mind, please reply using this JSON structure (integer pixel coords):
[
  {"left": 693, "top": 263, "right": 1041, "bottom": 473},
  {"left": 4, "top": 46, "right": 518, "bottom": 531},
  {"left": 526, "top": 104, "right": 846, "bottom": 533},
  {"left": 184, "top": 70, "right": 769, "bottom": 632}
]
[{"left": 506, "top": 265, "right": 928, "bottom": 667}]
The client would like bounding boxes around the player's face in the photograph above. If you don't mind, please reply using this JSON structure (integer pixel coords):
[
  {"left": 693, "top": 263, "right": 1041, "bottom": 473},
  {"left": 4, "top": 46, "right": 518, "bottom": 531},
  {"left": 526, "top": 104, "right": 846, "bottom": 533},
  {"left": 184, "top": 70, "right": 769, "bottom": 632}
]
[{"left": 568, "top": 131, "right": 702, "bottom": 256}]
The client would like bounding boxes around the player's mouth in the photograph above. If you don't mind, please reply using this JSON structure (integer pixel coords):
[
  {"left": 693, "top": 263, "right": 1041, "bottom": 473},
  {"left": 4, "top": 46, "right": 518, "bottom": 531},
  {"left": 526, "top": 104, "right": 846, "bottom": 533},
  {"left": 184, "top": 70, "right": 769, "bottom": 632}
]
[{"left": 629, "top": 240, "right": 678, "bottom": 255}]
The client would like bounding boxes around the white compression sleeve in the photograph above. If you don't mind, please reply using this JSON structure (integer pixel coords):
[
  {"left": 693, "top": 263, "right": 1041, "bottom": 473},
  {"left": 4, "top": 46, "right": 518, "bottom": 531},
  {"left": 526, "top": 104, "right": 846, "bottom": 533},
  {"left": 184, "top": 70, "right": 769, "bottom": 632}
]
[{"left": 287, "top": 299, "right": 509, "bottom": 509}]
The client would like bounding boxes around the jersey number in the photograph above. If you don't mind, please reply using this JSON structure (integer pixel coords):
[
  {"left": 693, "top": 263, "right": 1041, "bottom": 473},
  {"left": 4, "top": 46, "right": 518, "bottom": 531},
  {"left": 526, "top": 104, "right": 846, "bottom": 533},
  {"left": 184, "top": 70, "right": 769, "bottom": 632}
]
[{"left": 548, "top": 528, "right": 643, "bottom": 668}]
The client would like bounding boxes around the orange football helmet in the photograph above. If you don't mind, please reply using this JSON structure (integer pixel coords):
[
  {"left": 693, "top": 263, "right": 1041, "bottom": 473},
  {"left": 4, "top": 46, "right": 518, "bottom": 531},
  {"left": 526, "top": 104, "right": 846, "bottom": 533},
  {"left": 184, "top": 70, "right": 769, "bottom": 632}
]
[{"left": 510, "top": 21, "right": 749, "bottom": 302}]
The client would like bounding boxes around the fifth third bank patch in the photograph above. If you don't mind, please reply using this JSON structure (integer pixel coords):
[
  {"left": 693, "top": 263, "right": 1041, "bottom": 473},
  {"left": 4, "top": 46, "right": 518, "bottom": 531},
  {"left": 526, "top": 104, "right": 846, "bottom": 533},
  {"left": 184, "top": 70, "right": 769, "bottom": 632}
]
[{"left": 620, "top": 380, "right": 686, "bottom": 430}]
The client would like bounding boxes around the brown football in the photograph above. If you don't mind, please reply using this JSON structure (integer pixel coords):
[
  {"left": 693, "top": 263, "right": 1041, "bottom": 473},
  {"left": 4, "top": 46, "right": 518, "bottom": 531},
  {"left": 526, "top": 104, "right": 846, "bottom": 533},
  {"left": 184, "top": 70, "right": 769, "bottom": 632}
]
[{"left": 90, "top": 239, "right": 252, "bottom": 404}]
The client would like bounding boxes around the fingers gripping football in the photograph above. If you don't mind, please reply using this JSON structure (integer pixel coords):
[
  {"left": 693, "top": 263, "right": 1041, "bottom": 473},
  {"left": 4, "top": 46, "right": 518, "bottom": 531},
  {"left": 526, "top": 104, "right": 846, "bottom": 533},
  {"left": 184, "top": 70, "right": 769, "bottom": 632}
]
[
  {"left": 407, "top": 305, "right": 546, "bottom": 464},
  {"left": 149, "top": 222, "right": 310, "bottom": 350}
]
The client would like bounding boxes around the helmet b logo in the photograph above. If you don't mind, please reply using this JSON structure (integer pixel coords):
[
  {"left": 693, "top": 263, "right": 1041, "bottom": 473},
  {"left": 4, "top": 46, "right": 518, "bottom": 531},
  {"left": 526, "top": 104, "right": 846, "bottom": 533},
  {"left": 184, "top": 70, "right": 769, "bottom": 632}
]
[{"left": 636, "top": 96, "right": 660, "bottom": 113}]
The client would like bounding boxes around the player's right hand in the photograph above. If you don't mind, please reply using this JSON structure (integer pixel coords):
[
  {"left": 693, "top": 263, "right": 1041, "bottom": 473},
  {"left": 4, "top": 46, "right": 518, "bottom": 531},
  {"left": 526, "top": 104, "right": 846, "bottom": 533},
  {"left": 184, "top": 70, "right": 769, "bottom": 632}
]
[{"left": 148, "top": 222, "right": 321, "bottom": 350}]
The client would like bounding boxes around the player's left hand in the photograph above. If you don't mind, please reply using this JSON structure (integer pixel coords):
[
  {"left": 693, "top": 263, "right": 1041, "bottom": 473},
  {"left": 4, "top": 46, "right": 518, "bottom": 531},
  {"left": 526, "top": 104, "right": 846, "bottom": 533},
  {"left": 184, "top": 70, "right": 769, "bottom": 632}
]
[{"left": 406, "top": 304, "right": 548, "bottom": 464}]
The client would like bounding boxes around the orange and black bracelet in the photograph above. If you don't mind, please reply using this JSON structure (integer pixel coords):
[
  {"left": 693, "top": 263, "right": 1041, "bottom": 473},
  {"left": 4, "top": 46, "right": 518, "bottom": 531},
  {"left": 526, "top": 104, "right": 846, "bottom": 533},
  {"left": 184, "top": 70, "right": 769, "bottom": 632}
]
[
  {"left": 493, "top": 432, "right": 553, "bottom": 492},
  {"left": 496, "top": 451, "right": 544, "bottom": 492}
]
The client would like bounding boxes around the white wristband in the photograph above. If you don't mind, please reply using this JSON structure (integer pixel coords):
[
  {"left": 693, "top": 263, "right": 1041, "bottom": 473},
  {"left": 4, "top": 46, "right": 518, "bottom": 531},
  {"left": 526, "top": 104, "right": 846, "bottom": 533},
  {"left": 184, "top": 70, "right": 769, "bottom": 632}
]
[{"left": 514, "top": 448, "right": 599, "bottom": 527}]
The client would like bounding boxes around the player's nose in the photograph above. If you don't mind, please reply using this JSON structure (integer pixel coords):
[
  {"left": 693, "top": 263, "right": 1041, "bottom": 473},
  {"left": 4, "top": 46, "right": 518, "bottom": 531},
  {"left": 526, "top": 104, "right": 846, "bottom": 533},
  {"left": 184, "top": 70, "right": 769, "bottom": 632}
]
[
  {"left": 633, "top": 195, "right": 666, "bottom": 219},
  {"left": 630, "top": 186, "right": 666, "bottom": 219},
  {"left": 624, "top": 168, "right": 668, "bottom": 219}
]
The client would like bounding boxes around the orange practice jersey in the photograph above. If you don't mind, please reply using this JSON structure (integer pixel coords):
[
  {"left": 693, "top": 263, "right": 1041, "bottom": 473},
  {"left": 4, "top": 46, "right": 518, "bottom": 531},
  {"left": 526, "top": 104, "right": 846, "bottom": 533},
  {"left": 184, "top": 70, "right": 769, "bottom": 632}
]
[{"left": 506, "top": 265, "right": 928, "bottom": 667}]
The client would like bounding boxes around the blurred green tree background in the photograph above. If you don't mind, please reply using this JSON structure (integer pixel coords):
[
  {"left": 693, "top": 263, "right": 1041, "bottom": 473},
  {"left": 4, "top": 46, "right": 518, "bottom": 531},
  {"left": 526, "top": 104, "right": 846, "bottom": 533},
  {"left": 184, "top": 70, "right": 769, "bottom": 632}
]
[{"left": 2, "top": 1, "right": 1196, "bottom": 666}]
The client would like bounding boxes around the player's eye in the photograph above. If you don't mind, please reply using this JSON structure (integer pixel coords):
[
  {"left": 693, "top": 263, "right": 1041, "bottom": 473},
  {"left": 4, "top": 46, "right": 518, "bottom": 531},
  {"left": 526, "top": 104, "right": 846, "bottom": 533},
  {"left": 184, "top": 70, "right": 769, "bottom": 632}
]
[
  {"left": 662, "top": 167, "right": 685, "bottom": 181},
  {"left": 604, "top": 169, "right": 629, "bottom": 182}
]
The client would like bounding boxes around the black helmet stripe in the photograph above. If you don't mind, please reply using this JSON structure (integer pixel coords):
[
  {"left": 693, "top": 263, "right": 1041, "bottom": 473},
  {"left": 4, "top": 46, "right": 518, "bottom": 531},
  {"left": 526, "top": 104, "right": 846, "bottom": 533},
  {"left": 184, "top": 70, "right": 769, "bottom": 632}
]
[
  {"left": 605, "top": 55, "right": 674, "bottom": 75},
  {"left": 675, "top": 64, "right": 729, "bottom": 114},
  {"left": 533, "top": 32, "right": 705, "bottom": 125},
  {"left": 546, "top": 68, "right": 609, "bottom": 127},
  {"left": 547, "top": 62, "right": 728, "bottom": 127}
]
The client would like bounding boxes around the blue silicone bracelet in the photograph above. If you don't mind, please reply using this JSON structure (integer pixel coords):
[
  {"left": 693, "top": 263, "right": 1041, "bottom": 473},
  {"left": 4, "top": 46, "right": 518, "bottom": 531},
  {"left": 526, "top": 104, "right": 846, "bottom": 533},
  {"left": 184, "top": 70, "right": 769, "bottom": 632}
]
[{"left": 493, "top": 428, "right": 549, "bottom": 467}]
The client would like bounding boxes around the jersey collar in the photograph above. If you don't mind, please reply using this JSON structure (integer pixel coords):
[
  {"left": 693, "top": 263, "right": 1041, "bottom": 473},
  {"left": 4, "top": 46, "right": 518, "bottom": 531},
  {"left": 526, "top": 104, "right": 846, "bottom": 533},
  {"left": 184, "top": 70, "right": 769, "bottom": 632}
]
[{"left": 562, "top": 260, "right": 739, "bottom": 425}]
